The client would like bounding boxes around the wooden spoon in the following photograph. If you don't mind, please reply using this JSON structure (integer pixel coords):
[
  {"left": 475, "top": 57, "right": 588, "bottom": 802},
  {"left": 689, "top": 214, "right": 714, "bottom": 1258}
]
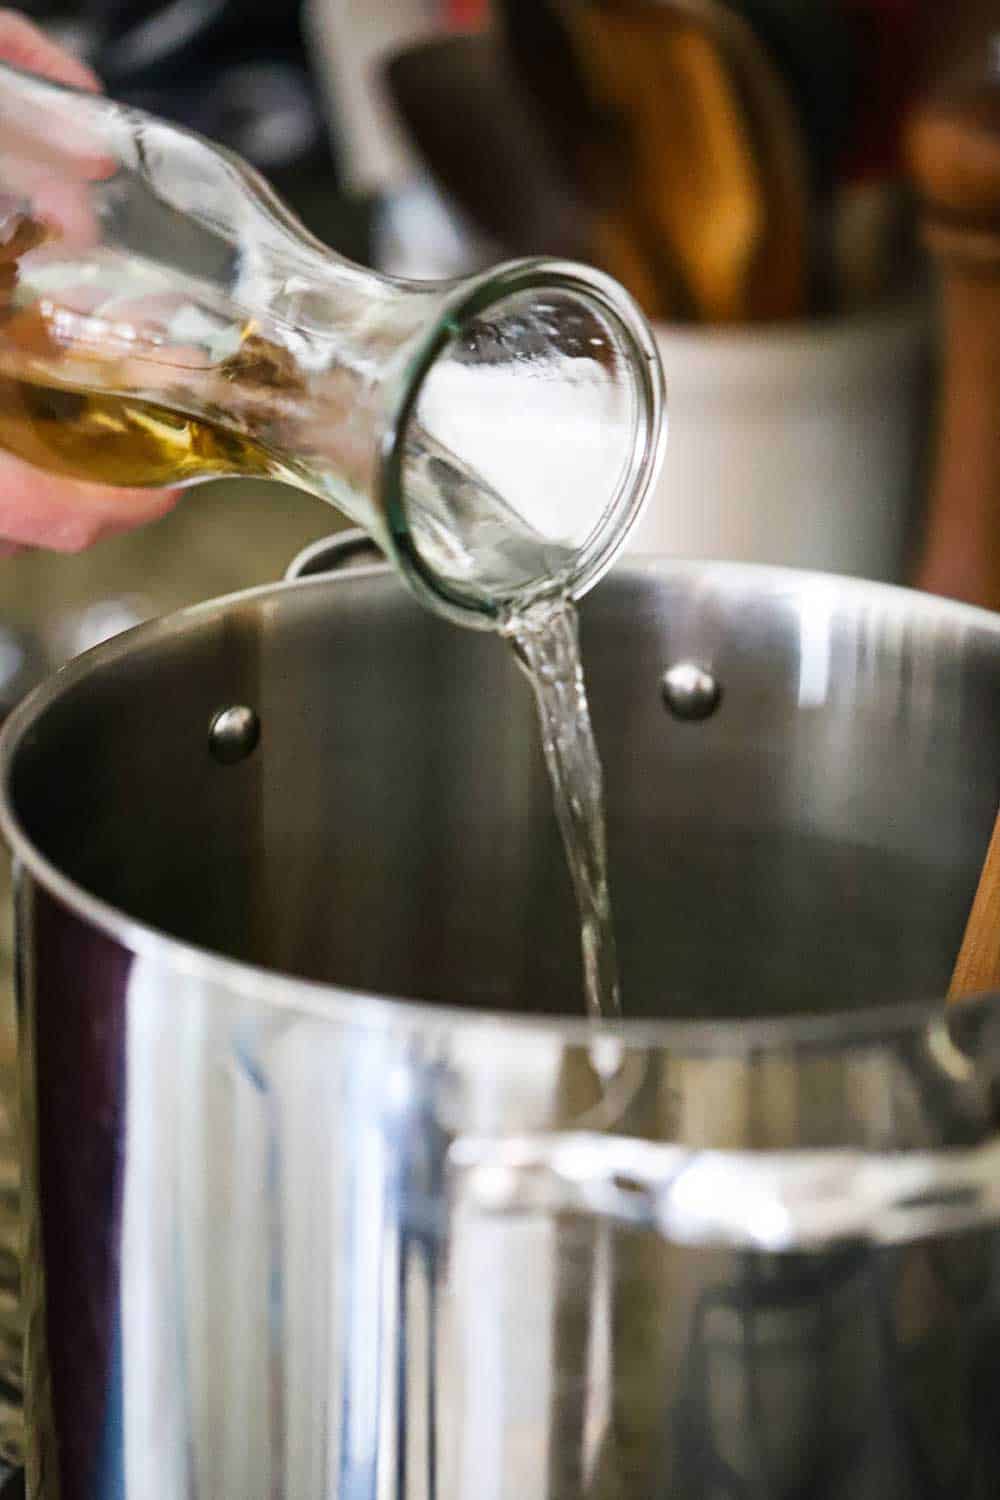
[{"left": 950, "top": 811, "right": 1000, "bottom": 1000}]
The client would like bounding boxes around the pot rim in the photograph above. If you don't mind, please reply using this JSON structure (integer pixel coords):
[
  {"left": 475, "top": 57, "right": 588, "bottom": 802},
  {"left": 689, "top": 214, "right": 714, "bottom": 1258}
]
[{"left": 3, "top": 555, "right": 1000, "bottom": 1052}]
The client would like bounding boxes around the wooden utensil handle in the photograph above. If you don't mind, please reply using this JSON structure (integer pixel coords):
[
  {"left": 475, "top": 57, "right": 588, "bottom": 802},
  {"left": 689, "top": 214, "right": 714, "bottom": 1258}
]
[
  {"left": 909, "top": 47, "right": 1000, "bottom": 610},
  {"left": 950, "top": 803, "right": 1000, "bottom": 999}
]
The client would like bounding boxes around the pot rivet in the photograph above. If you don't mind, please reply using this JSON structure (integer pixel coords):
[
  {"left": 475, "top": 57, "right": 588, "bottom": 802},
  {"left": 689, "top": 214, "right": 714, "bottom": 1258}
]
[
  {"left": 209, "top": 705, "right": 260, "bottom": 764},
  {"left": 661, "top": 663, "right": 722, "bottom": 722}
]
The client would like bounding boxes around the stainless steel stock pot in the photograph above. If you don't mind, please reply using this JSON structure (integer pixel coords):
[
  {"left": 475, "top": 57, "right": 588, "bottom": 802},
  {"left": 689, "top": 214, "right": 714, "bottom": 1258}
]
[{"left": 3, "top": 542, "right": 1000, "bottom": 1500}]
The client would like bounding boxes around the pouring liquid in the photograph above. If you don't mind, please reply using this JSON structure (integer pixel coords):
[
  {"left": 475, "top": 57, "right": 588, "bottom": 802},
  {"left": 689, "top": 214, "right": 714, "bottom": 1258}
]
[{"left": 507, "top": 599, "right": 620, "bottom": 1020}]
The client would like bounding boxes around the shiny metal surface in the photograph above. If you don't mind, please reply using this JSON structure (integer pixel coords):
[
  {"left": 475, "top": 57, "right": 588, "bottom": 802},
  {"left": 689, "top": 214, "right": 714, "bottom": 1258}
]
[
  {"left": 4, "top": 559, "right": 1000, "bottom": 1497},
  {"left": 660, "top": 661, "right": 723, "bottom": 721},
  {"left": 208, "top": 705, "right": 262, "bottom": 766}
]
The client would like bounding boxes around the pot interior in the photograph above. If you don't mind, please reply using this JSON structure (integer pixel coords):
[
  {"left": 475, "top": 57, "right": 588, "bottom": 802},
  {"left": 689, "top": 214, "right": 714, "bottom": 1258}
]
[{"left": 6, "top": 563, "right": 999, "bottom": 1020}]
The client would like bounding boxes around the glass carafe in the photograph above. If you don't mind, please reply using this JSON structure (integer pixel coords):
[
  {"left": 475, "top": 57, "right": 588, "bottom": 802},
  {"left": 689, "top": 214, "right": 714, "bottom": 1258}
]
[{"left": 0, "top": 63, "right": 665, "bottom": 626}]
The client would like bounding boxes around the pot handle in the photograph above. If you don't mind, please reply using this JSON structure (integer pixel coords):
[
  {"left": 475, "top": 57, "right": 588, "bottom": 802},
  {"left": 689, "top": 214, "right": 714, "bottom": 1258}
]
[
  {"left": 447, "top": 1128, "right": 1000, "bottom": 1252},
  {"left": 284, "top": 528, "right": 388, "bottom": 582}
]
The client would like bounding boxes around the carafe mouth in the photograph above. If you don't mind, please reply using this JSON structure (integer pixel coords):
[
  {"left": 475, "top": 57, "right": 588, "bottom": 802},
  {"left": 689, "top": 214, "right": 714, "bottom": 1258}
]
[{"left": 378, "top": 257, "right": 667, "bottom": 628}]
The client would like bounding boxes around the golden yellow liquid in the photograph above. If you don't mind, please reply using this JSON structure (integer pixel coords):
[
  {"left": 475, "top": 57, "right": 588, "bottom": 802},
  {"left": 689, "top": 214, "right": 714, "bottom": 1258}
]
[
  {"left": 0, "top": 374, "right": 283, "bottom": 488},
  {"left": 0, "top": 252, "right": 300, "bottom": 489}
]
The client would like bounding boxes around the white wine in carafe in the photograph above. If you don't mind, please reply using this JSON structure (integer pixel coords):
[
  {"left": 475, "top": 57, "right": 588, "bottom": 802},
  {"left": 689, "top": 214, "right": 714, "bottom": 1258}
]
[
  {"left": 0, "top": 61, "right": 666, "bottom": 1018},
  {"left": 0, "top": 375, "right": 284, "bottom": 488}
]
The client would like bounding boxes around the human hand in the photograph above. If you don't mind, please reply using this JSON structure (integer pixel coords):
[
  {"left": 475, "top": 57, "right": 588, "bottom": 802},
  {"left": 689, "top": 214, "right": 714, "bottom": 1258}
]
[{"left": 0, "top": 9, "right": 180, "bottom": 556}]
